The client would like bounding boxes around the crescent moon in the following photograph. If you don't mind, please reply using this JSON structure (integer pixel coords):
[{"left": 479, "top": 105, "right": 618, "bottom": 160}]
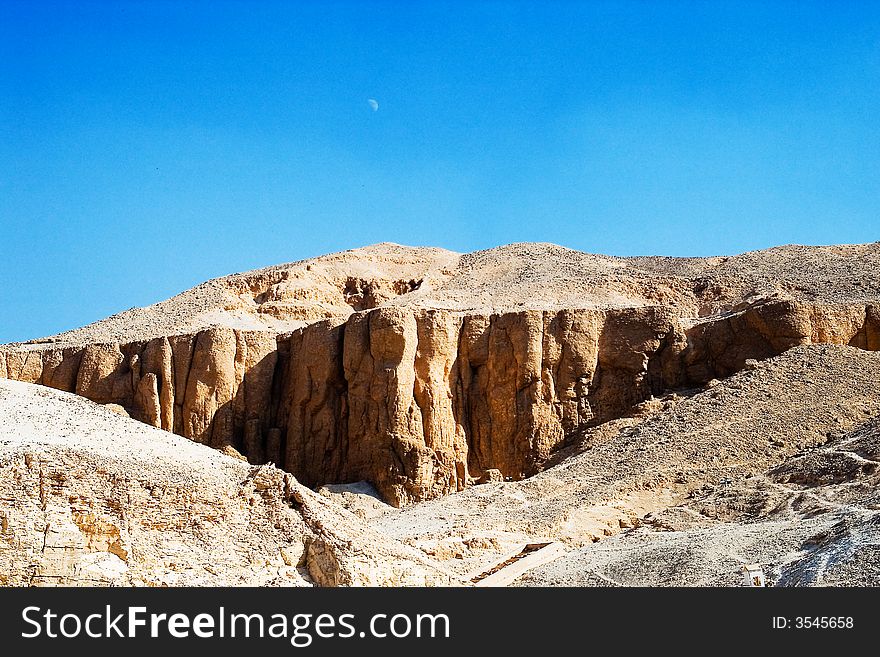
[{"left": 368, "top": 99, "right": 379, "bottom": 111}]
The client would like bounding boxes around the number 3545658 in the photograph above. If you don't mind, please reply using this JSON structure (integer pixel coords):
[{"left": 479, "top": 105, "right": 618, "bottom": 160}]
[{"left": 795, "top": 617, "right": 853, "bottom": 629}]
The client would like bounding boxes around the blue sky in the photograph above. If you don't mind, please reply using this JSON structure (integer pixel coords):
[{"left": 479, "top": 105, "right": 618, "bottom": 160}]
[{"left": 1, "top": 1, "right": 879, "bottom": 342}]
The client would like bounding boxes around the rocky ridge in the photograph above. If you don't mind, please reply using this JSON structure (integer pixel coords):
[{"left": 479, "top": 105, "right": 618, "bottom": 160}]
[{"left": 3, "top": 242, "right": 880, "bottom": 506}]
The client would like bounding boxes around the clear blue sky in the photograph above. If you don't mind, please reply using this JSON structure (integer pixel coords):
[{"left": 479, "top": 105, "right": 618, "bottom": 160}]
[{"left": 1, "top": 1, "right": 879, "bottom": 343}]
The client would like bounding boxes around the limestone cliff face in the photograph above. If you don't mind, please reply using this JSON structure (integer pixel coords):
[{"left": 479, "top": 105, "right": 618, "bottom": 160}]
[
  {"left": 274, "top": 301, "right": 880, "bottom": 505},
  {"left": 680, "top": 301, "right": 880, "bottom": 382},
  {"left": 1, "top": 328, "right": 278, "bottom": 452},
  {"left": 3, "top": 301, "right": 880, "bottom": 506}
]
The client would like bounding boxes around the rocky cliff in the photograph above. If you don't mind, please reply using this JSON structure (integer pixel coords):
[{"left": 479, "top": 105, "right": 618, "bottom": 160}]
[
  {"left": 4, "top": 294, "right": 880, "bottom": 505},
  {"left": 4, "top": 243, "right": 880, "bottom": 505},
  {"left": 373, "top": 343, "right": 880, "bottom": 581}
]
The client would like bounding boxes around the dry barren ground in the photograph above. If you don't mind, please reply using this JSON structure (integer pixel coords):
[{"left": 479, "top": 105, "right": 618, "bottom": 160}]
[
  {"left": 372, "top": 345, "right": 880, "bottom": 584},
  {"left": 4, "top": 241, "right": 880, "bottom": 586},
  {"left": 0, "top": 379, "right": 455, "bottom": 586}
]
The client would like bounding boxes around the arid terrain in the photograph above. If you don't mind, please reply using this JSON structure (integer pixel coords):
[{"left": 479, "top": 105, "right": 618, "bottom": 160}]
[{"left": 2, "top": 241, "right": 880, "bottom": 586}]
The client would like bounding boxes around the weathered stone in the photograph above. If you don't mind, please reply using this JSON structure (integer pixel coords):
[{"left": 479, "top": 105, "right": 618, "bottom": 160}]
[
  {"left": 141, "top": 337, "right": 174, "bottom": 431},
  {"left": 0, "top": 378, "right": 454, "bottom": 587},
  {"left": 135, "top": 372, "right": 161, "bottom": 428},
  {"left": 265, "top": 427, "right": 283, "bottom": 466},
  {"left": 76, "top": 343, "right": 127, "bottom": 403},
  {"left": 41, "top": 347, "right": 83, "bottom": 391},
  {"left": 4, "top": 244, "right": 880, "bottom": 508},
  {"left": 5, "top": 350, "right": 42, "bottom": 384},
  {"left": 103, "top": 403, "right": 130, "bottom": 418},
  {"left": 183, "top": 328, "right": 238, "bottom": 445}
]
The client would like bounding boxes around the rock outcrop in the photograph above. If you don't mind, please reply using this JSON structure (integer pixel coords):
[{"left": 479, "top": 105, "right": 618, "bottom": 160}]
[
  {"left": 0, "top": 379, "right": 455, "bottom": 587},
  {"left": 3, "top": 243, "right": 880, "bottom": 506},
  {"left": 1, "top": 329, "right": 279, "bottom": 448},
  {"left": 3, "top": 299, "right": 880, "bottom": 505},
  {"left": 375, "top": 344, "right": 880, "bottom": 582}
]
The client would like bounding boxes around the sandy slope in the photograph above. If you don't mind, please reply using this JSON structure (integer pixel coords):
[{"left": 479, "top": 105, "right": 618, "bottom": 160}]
[
  {"left": 517, "top": 415, "right": 880, "bottom": 587},
  {"left": 0, "top": 378, "right": 454, "bottom": 586},
  {"left": 371, "top": 344, "right": 880, "bottom": 583}
]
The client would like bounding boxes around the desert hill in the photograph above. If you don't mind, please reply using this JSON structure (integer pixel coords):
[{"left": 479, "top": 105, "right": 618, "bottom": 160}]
[
  {"left": 516, "top": 409, "right": 880, "bottom": 586},
  {"left": 2, "top": 241, "right": 880, "bottom": 586},
  {"left": 3, "top": 242, "right": 879, "bottom": 505}
]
